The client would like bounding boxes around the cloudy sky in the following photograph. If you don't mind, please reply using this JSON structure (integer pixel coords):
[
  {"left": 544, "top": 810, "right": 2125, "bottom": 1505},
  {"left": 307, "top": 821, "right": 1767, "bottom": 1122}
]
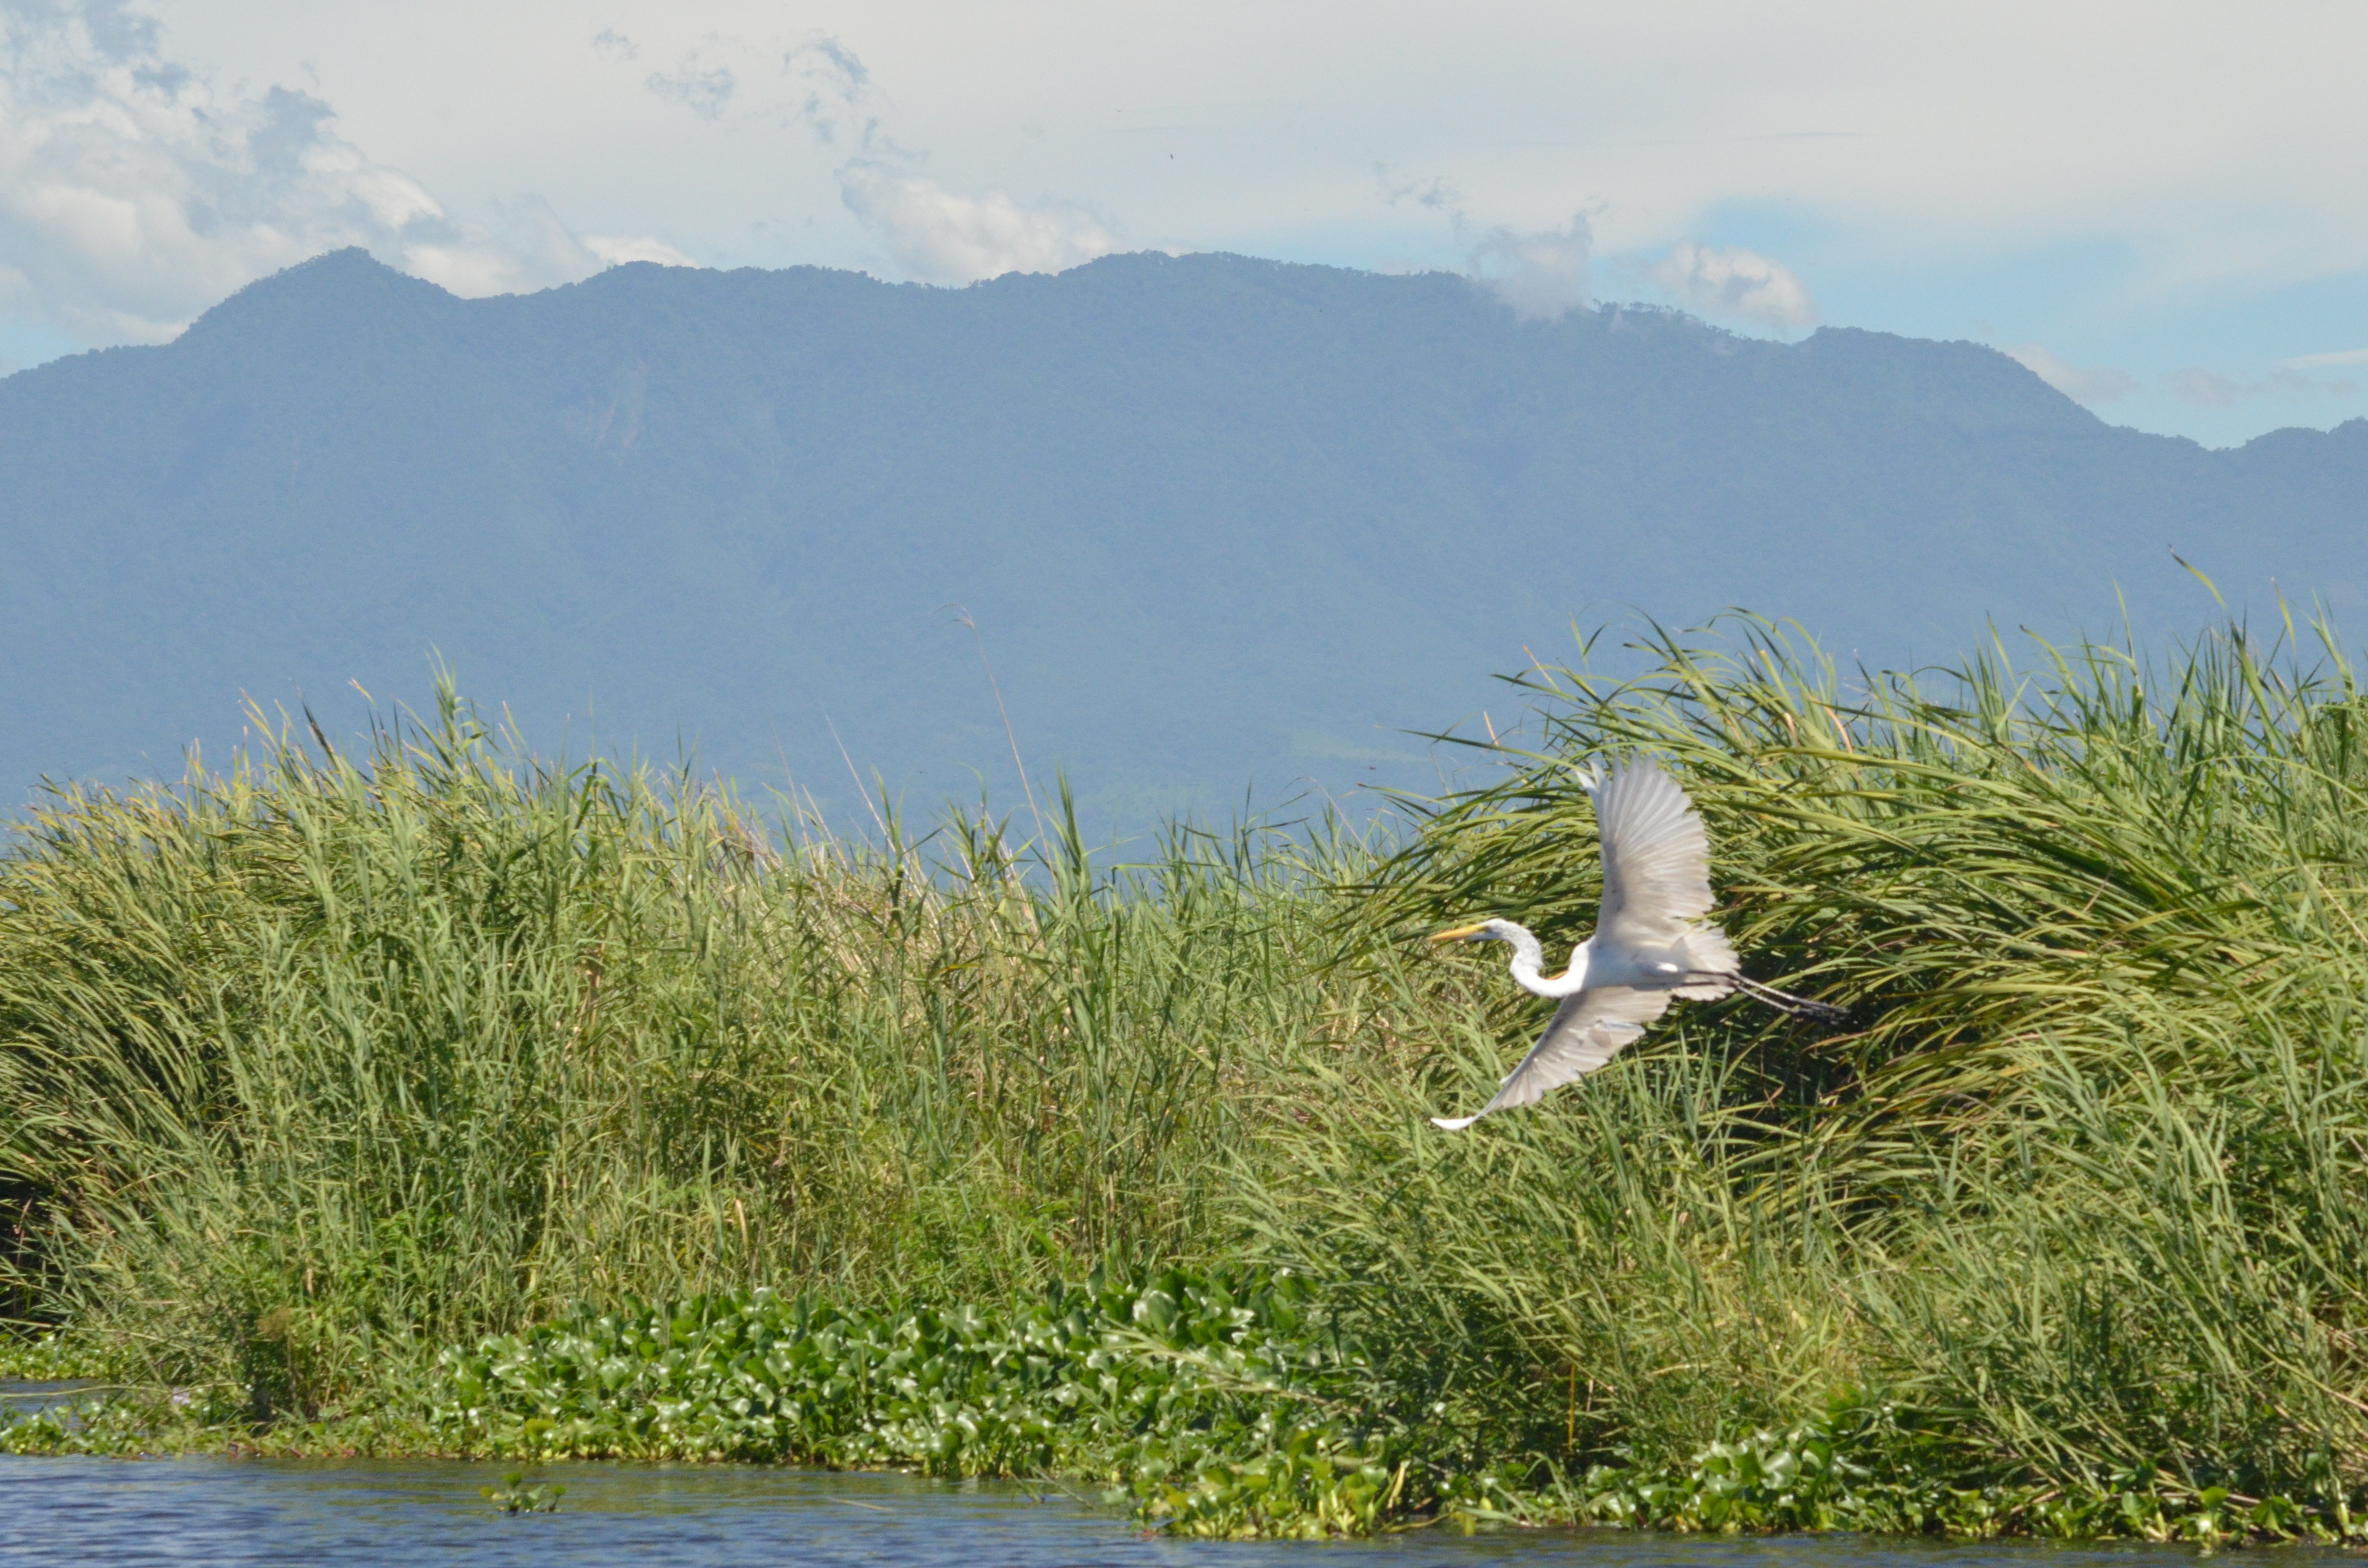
[{"left": 3, "top": 0, "right": 2364, "bottom": 445}]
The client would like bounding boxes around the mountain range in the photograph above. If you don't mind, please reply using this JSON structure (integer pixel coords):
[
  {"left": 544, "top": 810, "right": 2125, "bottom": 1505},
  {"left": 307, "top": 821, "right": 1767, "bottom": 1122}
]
[{"left": 1, "top": 248, "right": 2360, "bottom": 830}]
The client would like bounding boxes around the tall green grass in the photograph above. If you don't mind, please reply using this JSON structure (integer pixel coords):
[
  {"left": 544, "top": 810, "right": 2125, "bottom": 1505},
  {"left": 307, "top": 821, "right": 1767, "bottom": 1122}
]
[
  {"left": 0, "top": 686, "right": 1438, "bottom": 1419},
  {"left": 4, "top": 619, "right": 2365, "bottom": 1529},
  {"left": 1260, "top": 613, "right": 2368, "bottom": 1501}
]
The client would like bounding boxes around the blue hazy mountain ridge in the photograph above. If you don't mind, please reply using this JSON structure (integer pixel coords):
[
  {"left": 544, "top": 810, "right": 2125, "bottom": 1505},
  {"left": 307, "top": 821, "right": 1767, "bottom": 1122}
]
[{"left": 0, "top": 247, "right": 2360, "bottom": 828}]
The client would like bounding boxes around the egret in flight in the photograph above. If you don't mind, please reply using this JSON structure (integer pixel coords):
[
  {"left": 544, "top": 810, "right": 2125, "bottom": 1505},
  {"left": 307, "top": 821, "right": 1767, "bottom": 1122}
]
[{"left": 1429, "top": 758, "right": 1841, "bottom": 1131}]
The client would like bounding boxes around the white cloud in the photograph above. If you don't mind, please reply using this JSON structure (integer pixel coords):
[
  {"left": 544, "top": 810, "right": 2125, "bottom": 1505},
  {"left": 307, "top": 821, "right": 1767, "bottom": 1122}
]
[
  {"left": 2007, "top": 343, "right": 2137, "bottom": 405},
  {"left": 401, "top": 194, "right": 617, "bottom": 297},
  {"left": 48, "top": 0, "right": 2360, "bottom": 445},
  {"left": 1652, "top": 241, "right": 1818, "bottom": 329},
  {"left": 2169, "top": 366, "right": 2240, "bottom": 407},
  {"left": 2274, "top": 366, "right": 2359, "bottom": 396},
  {"left": 0, "top": 1, "right": 690, "bottom": 344},
  {"left": 1468, "top": 214, "right": 1591, "bottom": 321},
  {"left": 620, "top": 29, "right": 1094, "bottom": 285},
  {"left": 584, "top": 233, "right": 696, "bottom": 268},
  {"left": 837, "top": 159, "right": 1117, "bottom": 283},
  {"left": 644, "top": 59, "right": 734, "bottom": 121},
  {"left": 620, "top": 31, "right": 1083, "bottom": 287},
  {"left": 623, "top": 30, "right": 892, "bottom": 152},
  {"left": 1377, "top": 164, "right": 1466, "bottom": 229},
  {"left": 2168, "top": 363, "right": 2357, "bottom": 405},
  {"left": 782, "top": 34, "right": 880, "bottom": 148}
]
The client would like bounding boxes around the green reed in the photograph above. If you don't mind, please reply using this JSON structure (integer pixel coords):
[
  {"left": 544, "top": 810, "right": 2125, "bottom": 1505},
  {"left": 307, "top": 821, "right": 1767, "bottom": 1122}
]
[
  {"left": 4, "top": 616, "right": 2367, "bottom": 1534},
  {"left": 0, "top": 682, "right": 1422, "bottom": 1420},
  {"left": 1253, "top": 609, "right": 2368, "bottom": 1508}
]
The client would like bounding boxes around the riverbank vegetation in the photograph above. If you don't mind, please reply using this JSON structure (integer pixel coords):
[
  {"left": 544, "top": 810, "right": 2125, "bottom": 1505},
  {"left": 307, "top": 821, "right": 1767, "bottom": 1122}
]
[{"left": 4, "top": 616, "right": 2367, "bottom": 1541}]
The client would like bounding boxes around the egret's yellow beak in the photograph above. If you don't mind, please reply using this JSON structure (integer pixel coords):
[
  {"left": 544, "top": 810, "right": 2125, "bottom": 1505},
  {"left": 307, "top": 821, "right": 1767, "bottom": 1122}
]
[{"left": 1429, "top": 921, "right": 1490, "bottom": 943}]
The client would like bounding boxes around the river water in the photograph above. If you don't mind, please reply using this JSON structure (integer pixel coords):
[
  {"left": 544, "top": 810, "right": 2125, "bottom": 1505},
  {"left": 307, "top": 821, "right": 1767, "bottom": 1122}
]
[{"left": 0, "top": 1451, "right": 2294, "bottom": 1568}]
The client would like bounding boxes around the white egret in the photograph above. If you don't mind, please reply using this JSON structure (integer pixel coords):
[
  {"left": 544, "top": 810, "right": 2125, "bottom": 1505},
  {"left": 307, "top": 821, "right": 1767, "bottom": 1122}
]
[{"left": 1428, "top": 758, "right": 1841, "bottom": 1131}]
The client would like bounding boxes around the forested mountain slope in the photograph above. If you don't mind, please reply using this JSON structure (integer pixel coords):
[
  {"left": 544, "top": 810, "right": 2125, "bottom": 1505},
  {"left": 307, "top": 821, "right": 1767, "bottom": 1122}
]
[{"left": 1, "top": 248, "right": 2359, "bottom": 823}]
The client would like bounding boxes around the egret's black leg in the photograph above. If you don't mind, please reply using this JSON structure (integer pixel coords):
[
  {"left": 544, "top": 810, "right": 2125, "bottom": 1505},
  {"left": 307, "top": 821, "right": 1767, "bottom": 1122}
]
[
  {"left": 1684, "top": 971, "right": 1848, "bottom": 1024},
  {"left": 1736, "top": 975, "right": 1849, "bottom": 1023}
]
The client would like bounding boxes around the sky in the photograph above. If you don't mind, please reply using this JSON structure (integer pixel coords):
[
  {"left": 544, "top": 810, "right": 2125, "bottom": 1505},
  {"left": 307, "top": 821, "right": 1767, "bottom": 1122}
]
[{"left": 2, "top": 1, "right": 2365, "bottom": 447}]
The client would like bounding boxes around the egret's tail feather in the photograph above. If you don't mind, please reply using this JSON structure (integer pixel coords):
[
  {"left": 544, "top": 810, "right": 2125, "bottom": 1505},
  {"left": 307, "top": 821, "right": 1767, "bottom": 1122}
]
[{"left": 1431, "top": 1114, "right": 1482, "bottom": 1132}]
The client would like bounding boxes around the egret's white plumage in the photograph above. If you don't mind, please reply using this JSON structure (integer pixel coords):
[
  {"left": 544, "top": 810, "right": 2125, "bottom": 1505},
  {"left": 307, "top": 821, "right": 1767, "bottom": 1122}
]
[{"left": 1429, "top": 759, "right": 1838, "bottom": 1131}]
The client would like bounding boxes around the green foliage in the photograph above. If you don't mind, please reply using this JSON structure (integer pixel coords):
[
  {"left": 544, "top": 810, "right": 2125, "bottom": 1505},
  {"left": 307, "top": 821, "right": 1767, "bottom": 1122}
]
[
  {"left": 1578, "top": 1392, "right": 2361, "bottom": 1543},
  {"left": 428, "top": 1266, "right": 1417, "bottom": 1536},
  {"left": 1242, "top": 611, "right": 2368, "bottom": 1516},
  {"left": 0, "top": 1330, "right": 99, "bottom": 1380},
  {"left": 9, "top": 617, "right": 2368, "bottom": 1539},
  {"left": 429, "top": 1268, "right": 1360, "bottom": 1468},
  {"left": 0, "top": 681, "right": 1394, "bottom": 1411}
]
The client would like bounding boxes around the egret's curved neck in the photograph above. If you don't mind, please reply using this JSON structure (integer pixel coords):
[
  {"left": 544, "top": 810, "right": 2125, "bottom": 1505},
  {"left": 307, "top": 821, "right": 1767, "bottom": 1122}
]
[{"left": 1502, "top": 925, "right": 1591, "bottom": 998}]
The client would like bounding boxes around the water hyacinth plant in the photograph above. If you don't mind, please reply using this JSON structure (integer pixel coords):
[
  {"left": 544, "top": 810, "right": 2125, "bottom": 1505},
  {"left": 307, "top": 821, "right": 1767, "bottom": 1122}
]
[{"left": 430, "top": 1268, "right": 1414, "bottom": 1536}]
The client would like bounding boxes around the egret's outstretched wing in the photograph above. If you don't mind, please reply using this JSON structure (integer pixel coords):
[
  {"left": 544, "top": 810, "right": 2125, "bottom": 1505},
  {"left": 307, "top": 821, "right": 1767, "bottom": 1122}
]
[
  {"left": 1588, "top": 762, "right": 1739, "bottom": 994},
  {"left": 1430, "top": 984, "right": 1674, "bottom": 1130},
  {"left": 1590, "top": 760, "right": 1715, "bottom": 946}
]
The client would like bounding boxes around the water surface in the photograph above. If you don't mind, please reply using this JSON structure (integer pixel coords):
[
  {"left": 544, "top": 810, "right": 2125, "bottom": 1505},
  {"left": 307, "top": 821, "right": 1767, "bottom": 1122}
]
[
  {"left": 0, "top": 1381, "right": 98, "bottom": 1418},
  {"left": 0, "top": 1456, "right": 2275, "bottom": 1567}
]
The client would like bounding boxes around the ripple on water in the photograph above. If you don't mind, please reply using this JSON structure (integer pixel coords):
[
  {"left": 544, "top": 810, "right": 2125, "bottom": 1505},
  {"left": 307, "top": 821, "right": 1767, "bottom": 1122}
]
[{"left": 0, "top": 1457, "right": 2325, "bottom": 1567}]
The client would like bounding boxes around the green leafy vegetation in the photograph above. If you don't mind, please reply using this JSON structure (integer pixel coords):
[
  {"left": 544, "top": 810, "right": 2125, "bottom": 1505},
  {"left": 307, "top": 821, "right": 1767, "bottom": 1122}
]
[
  {"left": 5, "top": 616, "right": 2368, "bottom": 1540},
  {"left": 430, "top": 1269, "right": 1418, "bottom": 1537}
]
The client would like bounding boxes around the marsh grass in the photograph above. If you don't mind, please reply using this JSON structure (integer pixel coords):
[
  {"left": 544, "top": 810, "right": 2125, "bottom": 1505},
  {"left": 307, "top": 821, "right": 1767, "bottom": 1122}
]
[
  {"left": 1257, "top": 612, "right": 2368, "bottom": 1505},
  {"left": 4, "top": 618, "right": 2368, "bottom": 1535},
  {"left": 0, "top": 683, "right": 1436, "bottom": 1422}
]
